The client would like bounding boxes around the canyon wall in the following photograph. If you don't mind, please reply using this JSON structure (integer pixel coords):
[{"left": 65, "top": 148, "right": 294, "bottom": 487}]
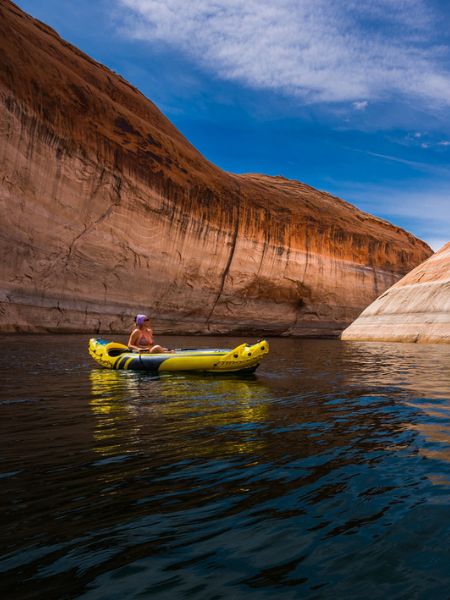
[
  {"left": 0, "top": 1, "right": 432, "bottom": 335},
  {"left": 342, "top": 243, "right": 450, "bottom": 344}
]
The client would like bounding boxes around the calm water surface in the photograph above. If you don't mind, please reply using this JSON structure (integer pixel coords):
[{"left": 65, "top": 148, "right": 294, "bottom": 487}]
[{"left": 1, "top": 335, "right": 450, "bottom": 599}]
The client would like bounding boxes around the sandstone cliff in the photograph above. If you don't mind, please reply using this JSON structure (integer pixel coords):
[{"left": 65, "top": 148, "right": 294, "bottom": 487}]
[
  {"left": 342, "top": 243, "right": 450, "bottom": 344},
  {"left": 0, "top": 1, "right": 432, "bottom": 335}
]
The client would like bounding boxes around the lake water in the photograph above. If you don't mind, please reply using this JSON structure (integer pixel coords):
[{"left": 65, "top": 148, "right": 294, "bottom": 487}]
[{"left": 1, "top": 335, "right": 450, "bottom": 599}]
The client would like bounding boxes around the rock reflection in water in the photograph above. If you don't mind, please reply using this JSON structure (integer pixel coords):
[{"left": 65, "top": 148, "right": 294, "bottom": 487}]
[
  {"left": 341, "top": 341, "right": 450, "bottom": 400},
  {"left": 341, "top": 341, "right": 450, "bottom": 469}
]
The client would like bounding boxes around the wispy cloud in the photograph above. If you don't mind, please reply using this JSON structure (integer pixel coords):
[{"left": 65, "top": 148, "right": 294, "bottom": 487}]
[
  {"left": 116, "top": 0, "right": 450, "bottom": 106},
  {"left": 346, "top": 146, "right": 450, "bottom": 176}
]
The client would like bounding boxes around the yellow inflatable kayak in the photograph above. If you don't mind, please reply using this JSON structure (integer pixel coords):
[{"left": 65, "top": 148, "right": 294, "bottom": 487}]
[{"left": 89, "top": 338, "right": 269, "bottom": 373}]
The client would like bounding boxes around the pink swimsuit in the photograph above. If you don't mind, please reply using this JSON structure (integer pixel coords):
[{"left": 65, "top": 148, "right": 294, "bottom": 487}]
[{"left": 137, "top": 330, "right": 153, "bottom": 347}]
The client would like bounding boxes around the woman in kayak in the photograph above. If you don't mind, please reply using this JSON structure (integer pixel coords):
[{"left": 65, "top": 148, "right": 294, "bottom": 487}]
[{"left": 128, "top": 314, "right": 170, "bottom": 353}]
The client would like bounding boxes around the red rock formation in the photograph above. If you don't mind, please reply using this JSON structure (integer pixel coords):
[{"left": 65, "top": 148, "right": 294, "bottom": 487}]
[
  {"left": 0, "top": 0, "right": 432, "bottom": 335},
  {"left": 341, "top": 243, "right": 450, "bottom": 344}
]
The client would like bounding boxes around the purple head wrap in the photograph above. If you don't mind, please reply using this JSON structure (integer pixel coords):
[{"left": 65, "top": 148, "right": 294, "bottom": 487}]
[{"left": 135, "top": 314, "right": 148, "bottom": 326}]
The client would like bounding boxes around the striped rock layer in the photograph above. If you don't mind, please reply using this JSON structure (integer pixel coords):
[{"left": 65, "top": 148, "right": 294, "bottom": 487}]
[
  {"left": 0, "top": 1, "right": 432, "bottom": 335},
  {"left": 342, "top": 243, "right": 450, "bottom": 344}
]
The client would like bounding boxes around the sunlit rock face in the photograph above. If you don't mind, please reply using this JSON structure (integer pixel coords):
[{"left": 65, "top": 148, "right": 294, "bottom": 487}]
[
  {"left": 342, "top": 243, "right": 450, "bottom": 344},
  {"left": 0, "top": 1, "right": 432, "bottom": 335}
]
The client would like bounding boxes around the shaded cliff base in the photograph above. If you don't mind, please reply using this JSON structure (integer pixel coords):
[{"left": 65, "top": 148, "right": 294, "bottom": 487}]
[
  {"left": 341, "top": 243, "right": 450, "bottom": 344},
  {"left": 1, "top": 297, "right": 346, "bottom": 337}
]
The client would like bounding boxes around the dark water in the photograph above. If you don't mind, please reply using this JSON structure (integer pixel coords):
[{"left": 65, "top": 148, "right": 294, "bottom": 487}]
[{"left": 1, "top": 335, "right": 450, "bottom": 599}]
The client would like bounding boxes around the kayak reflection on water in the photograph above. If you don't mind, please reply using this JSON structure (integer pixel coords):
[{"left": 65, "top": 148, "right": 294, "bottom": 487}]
[{"left": 89, "top": 369, "right": 273, "bottom": 459}]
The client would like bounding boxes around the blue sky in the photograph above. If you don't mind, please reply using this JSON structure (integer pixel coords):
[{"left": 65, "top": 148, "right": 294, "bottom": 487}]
[{"left": 17, "top": 0, "right": 450, "bottom": 250}]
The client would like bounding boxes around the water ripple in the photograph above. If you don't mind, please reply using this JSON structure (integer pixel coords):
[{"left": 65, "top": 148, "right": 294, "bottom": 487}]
[{"left": 0, "top": 335, "right": 450, "bottom": 598}]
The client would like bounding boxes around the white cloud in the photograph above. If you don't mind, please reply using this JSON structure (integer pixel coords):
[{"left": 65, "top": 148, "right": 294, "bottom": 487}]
[
  {"left": 116, "top": 0, "right": 450, "bottom": 106},
  {"left": 353, "top": 101, "right": 368, "bottom": 111}
]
